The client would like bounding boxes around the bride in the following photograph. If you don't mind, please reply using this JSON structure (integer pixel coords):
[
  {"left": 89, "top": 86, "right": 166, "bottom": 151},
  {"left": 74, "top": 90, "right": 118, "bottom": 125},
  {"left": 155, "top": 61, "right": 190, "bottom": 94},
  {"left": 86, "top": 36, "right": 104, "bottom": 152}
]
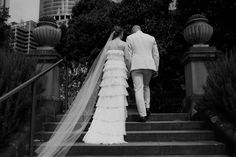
[
  {"left": 35, "top": 26, "right": 130, "bottom": 156},
  {"left": 83, "top": 26, "right": 130, "bottom": 144}
]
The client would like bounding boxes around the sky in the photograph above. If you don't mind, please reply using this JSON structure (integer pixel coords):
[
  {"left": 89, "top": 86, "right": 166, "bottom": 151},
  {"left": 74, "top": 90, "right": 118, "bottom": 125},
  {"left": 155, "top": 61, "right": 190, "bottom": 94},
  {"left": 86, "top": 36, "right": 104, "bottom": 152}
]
[{"left": 8, "top": 0, "right": 40, "bottom": 23}]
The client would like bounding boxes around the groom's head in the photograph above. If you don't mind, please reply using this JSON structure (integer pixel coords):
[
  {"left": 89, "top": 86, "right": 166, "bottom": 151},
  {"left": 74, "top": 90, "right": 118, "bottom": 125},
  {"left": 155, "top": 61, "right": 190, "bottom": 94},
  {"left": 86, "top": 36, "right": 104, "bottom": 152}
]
[{"left": 132, "top": 25, "right": 141, "bottom": 34}]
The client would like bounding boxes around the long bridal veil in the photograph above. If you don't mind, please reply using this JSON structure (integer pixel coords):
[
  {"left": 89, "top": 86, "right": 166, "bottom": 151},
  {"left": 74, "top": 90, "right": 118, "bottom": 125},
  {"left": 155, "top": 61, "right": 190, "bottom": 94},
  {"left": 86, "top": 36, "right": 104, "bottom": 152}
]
[{"left": 35, "top": 32, "right": 115, "bottom": 157}]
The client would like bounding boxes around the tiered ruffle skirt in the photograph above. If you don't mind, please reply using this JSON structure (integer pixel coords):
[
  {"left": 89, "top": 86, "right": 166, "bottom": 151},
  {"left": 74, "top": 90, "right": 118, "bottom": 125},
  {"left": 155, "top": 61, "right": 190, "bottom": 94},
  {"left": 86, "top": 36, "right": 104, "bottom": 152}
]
[{"left": 83, "top": 50, "right": 128, "bottom": 144}]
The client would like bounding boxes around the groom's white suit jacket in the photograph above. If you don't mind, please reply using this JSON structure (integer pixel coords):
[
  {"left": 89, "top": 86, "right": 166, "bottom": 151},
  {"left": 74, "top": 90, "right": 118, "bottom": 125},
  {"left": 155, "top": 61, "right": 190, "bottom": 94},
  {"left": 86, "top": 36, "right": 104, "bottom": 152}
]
[{"left": 126, "top": 30, "right": 159, "bottom": 72}]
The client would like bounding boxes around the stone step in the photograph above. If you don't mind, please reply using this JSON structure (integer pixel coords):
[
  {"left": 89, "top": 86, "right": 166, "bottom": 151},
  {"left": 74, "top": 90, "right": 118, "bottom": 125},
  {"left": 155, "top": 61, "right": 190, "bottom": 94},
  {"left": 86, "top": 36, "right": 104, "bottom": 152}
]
[
  {"left": 35, "top": 141, "right": 225, "bottom": 155},
  {"left": 63, "top": 155, "right": 229, "bottom": 157},
  {"left": 43, "top": 121, "right": 208, "bottom": 132},
  {"left": 29, "top": 155, "right": 230, "bottom": 157},
  {"left": 35, "top": 130, "right": 215, "bottom": 142},
  {"left": 55, "top": 113, "right": 190, "bottom": 122}
]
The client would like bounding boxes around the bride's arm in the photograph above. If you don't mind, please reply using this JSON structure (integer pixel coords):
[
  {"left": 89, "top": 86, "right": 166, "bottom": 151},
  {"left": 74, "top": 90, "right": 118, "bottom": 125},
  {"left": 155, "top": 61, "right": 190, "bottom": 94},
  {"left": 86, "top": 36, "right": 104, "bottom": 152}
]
[
  {"left": 105, "top": 42, "right": 111, "bottom": 58},
  {"left": 124, "top": 42, "right": 131, "bottom": 71}
]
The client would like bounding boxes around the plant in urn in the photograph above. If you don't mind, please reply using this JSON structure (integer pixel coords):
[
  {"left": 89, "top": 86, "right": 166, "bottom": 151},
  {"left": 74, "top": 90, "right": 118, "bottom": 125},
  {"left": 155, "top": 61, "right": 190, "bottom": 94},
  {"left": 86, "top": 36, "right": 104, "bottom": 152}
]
[
  {"left": 183, "top": 14, "right": 213, "bottom": 47},
  {"left": 33, "top": 16, "right": 61, "bottom": 50}
]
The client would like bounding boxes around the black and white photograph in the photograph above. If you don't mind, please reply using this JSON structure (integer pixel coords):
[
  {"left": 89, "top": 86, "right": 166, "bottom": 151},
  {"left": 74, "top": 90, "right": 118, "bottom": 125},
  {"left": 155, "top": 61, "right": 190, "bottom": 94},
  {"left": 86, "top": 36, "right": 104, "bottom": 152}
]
[{"left": 0, "top": 0, "right": 236, "bottom": 156}]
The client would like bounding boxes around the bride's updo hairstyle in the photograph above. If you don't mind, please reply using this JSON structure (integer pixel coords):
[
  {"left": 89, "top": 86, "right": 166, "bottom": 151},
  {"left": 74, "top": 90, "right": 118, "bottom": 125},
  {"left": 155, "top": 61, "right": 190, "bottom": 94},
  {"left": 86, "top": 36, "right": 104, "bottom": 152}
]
[{"left": 112, "top": 26, "right": 124, "bottom": 39}]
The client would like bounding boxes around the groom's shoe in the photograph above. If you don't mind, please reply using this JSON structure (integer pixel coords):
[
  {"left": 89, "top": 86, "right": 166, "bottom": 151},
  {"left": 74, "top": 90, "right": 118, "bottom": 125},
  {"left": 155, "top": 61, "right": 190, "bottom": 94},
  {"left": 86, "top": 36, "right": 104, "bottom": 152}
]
[
  {"left": 137, "top": 116, "right": 147, "bottom": 122},
  {"left": 146, "top": 108, "right": 151, "bottom": 120}
]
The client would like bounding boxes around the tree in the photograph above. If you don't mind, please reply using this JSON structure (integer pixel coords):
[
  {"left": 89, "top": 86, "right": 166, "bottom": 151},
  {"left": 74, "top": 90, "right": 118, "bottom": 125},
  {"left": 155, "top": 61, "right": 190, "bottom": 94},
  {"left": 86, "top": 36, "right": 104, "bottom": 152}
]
[
  {"left": 55, "top": 23, "right": 68, "bottom": 58},
  {"left": 0, "top": 7, "right": 10, "bottom": 48},
  {"left": 196, "top": 54, "right": 236, "bottom": 122},
  {"left": 0, "top": 50, "right": 37, "bottom": 148},
  {"left": 52, "top": 0, "right": 236, "bottom": 112},
  {"left": 63, "top": 0, "right": 116, "bottom": 62},
  {"left": 62, "top": 0, "right": 185, "bottom": 112}
]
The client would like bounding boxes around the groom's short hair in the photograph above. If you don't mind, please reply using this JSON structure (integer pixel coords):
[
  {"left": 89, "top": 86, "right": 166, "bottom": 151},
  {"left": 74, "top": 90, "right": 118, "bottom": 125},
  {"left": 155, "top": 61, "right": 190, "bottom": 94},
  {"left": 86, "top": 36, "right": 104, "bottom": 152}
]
[{"left": 132, "top": 25, "right": 141, "bottom": 33}]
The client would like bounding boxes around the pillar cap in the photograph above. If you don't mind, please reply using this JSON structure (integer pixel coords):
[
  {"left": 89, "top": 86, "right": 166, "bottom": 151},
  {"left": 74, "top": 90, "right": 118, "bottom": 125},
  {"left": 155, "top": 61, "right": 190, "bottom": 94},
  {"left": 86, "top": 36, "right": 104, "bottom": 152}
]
[
  {"left": 29, "top": 49, "right": 62, "bottom": 63},
  {"left": 181, "top": 46, "right": 222, "bottom": 64}
]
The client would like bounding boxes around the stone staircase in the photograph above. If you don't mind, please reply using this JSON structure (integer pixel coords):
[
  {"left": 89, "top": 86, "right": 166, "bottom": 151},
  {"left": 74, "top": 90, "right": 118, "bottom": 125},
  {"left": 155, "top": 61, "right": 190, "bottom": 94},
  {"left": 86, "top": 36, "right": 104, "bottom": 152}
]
[{"left": 35, "top": 111, "right": 229, "bottom": 156}]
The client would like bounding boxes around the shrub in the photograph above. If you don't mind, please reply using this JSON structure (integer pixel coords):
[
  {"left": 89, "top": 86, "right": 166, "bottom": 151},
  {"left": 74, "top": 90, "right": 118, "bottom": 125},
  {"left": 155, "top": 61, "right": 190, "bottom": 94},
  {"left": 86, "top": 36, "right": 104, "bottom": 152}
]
[
  {"left": 196, "top": 54, "right": 236, "bottom": 122},
  {"left": 59, "top": 61, "right": 88, "bottom": 108},
  {"left": 0, "top": 49, "right": 37, "bottom": 148}
]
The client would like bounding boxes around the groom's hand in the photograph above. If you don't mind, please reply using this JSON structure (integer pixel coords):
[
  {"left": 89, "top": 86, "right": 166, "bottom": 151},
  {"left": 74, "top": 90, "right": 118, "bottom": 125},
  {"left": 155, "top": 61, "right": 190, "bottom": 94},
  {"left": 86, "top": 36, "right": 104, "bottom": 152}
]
[
  {"left": 127, "top": 71, "right": 131, "bottom": 78},
  {"left": 153, "top": 71, "right": 158, "bottom": 78}
]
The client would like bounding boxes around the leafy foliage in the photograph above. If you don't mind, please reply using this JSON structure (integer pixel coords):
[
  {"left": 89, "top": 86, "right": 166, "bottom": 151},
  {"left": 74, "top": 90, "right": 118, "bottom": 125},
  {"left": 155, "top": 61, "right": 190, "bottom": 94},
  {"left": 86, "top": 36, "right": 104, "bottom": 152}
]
[
  {"left": 0, "top": 50, "right": 37, "bottom": 148},
  {"left": 0, "top": 7, "right": 10, "bottom": 48},
  {"left": 55, "top": 24, "right": 68, "bottom": 58},
  {"left": 0, "top": 7, "right": 41, "bottom": 149},
  {"left": 65, "top": 0, "right": 176, "bottom": 60},
  {"left": 61, "top": 0, "right": 185, "bottom": 112},
  {"left": 49, "top": 0, "right": 236, "bottom": 113},
  {"left": 59, "top": 62, "right": 89, "bottom": 107},
  {"left": 196, "top": 54, "right": 236, "bottom": 122},
  {"left": 0, "top": 22, "right": 9, "bottom": 48},
  {"left": 64, "top": 0, "right": 116, "bottom": 61}
]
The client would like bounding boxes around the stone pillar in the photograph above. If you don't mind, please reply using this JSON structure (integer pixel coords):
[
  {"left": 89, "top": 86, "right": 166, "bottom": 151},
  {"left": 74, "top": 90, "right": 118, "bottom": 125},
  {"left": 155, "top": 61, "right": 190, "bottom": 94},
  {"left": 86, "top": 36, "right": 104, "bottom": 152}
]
[
  {"left": 182, "top": 14, "right": 222, "bottom": 116},
  {"left": 30, "top": 49, "right": 62, "bottom": 121},
  {"left": 181, "top": 46, "right": 221, "bottom": 115},
  {"left": 32, "top": 16, "right": 62, "bottom": 121}
]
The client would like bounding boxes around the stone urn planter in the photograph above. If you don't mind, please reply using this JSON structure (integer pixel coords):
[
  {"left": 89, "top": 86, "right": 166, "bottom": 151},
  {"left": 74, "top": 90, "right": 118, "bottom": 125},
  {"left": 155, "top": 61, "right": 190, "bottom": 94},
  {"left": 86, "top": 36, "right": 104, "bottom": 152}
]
[
  {"left": 183, "top": 14, "right": 213, "bottom": 46},
  {"left": 33, "top": 16, "right": 61, "bottom": 49}
]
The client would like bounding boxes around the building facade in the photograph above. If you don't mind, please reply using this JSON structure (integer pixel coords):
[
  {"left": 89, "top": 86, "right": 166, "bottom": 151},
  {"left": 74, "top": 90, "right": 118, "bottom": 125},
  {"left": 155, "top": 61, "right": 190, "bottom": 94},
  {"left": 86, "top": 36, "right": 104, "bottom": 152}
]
[
  {"left": 10, "top": 21, "right": 38, "bottom": 54},
  {"left": 0, "top": 0, "right": 10, "bottom": 8},
  {"left": 0, "top": 0, "right": 10, "bottom": 14},
  {"left": 39, "top": 0, "right": 80, "bottom": 26}
]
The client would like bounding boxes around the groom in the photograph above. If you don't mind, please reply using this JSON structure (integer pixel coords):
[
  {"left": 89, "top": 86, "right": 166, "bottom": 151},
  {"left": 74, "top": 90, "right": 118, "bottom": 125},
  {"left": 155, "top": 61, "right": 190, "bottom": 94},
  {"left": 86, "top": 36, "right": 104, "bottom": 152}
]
[{"left": 126, "top": 25, "right": 160, "bottom": 122}]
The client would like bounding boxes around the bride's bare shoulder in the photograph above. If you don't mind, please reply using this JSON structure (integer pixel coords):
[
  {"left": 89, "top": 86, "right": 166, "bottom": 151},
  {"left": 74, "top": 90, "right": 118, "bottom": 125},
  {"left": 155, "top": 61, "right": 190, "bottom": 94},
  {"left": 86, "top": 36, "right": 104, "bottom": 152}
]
[{"left": 120, "top": 40, "right": 127, "bottom": 46}]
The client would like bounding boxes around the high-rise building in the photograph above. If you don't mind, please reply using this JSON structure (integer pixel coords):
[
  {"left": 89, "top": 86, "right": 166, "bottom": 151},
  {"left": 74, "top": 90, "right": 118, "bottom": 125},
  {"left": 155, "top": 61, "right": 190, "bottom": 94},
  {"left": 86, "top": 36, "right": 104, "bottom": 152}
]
[
  {"left": 0, "top": 0, "right": 10, "bottom": 8},
  {"left": 39, "top": 0, "right": 80, "bottom": 26},
  {"left": 10, "top": 21, "right": 38, "bottom": 54},
  {"left": 0, "top": 0, "right": 10, "bottom": 14}
]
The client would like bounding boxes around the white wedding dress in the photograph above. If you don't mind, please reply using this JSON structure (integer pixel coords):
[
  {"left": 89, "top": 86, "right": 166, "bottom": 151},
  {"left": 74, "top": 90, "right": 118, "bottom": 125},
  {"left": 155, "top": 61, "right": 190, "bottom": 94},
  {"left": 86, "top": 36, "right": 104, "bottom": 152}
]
[
  {"left": 35, "top": 34, "right": 128, "bottom": 157},
  {"left": 83, "top": 49, "right": 129, "bottom": 144}
]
